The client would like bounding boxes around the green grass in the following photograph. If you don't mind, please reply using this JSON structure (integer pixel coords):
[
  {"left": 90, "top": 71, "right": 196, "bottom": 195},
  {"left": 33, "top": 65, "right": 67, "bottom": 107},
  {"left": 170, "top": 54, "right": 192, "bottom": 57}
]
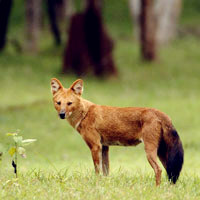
[
  {"left": 1, "top": 1, "right": 200, "bottom": 199},
  {"left": 1, "top": 170, "right": 200, "bottom": 200}
]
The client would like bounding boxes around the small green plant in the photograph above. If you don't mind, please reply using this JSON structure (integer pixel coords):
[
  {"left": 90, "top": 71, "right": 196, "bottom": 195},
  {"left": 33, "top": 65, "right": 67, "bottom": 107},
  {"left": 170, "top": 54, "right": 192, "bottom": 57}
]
[{"left": 6, "top": 131, "right": 36, "bottom": 178}]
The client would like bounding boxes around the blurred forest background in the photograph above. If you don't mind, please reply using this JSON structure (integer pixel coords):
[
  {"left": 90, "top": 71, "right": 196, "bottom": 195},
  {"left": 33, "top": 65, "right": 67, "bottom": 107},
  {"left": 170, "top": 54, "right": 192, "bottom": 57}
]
[{"left": 0, "top": 0, "right": 200, "bottom": 191}]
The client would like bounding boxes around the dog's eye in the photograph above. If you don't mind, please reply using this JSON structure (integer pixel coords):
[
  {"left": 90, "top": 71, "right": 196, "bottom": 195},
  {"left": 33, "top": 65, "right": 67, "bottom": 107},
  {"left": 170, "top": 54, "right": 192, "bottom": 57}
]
[
  {"left": 67, "top": 102, "right": 72, "bottom": 106},
  {"left": 57, "top": 101, "right": 61, "bottom": 105}
]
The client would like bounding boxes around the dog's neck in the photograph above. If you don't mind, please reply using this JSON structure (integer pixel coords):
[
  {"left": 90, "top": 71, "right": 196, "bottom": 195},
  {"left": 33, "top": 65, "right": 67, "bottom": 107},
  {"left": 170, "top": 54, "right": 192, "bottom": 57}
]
[{"left": 67, "top": 98, "right": 93, "bottom": 130}]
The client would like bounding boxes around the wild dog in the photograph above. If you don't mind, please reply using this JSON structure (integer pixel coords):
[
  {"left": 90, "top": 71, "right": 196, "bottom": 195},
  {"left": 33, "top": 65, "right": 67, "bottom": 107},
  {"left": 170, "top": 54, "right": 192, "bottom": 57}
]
[{"left": 51, "top": 78, "right": 184, "bottom": 185}]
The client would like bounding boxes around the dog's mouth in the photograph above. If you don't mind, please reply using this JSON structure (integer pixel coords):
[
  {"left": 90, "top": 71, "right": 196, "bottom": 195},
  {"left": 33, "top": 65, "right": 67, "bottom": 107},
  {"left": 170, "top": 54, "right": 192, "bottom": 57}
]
[{"left": 59, "top": 113, "right": 66, "bottom": 119}]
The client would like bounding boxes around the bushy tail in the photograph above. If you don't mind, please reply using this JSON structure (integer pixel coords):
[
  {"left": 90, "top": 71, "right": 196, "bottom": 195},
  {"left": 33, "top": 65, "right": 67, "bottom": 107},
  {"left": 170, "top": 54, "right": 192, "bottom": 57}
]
[{"left": 158, "top": 129, "right": 184, "bottom": 184}]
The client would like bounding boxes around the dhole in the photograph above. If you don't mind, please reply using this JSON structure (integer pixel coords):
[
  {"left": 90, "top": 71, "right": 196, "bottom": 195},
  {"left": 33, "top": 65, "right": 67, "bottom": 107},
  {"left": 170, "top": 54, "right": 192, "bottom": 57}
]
[{"left": 51, "top": 78, "right": 184, "bottom": 185}]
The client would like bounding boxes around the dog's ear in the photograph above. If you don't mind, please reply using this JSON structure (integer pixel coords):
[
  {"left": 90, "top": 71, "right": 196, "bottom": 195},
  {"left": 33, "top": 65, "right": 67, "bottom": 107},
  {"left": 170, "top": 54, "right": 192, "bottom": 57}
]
[
  {"left": 51, "top": 78, "right": 63, "bottom": 95},
  {"left": 70, "top": 79, "right": 83, "bottom": 95}
]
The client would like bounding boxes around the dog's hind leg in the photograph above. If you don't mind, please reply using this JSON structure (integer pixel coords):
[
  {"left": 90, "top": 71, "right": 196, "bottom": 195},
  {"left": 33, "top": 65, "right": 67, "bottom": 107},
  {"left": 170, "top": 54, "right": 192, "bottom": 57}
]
[
  {"left": 102, "top": 145, "right": 109, "bottom": 176},
  {"left": 142, "top": 119, "right": 162, "bottom": 186},
  {"left": 145, "top": 147, "right": 162, "bottom": 186}
]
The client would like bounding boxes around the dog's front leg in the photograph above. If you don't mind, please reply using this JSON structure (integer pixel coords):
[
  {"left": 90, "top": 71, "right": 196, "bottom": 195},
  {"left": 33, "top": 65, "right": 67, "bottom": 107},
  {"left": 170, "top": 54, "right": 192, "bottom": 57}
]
[
  {"left": 91, "top": 144, "right": 102, "bottom": 174},
  {"left": 82, "top": 130, "right": 102, "bottom": 174}
]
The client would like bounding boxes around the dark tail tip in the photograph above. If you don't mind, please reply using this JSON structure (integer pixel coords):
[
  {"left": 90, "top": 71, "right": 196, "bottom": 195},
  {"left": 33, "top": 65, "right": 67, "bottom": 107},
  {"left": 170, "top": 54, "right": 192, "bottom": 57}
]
[{"left": 166, "top": 130, "right": 184, "bottom": 184}]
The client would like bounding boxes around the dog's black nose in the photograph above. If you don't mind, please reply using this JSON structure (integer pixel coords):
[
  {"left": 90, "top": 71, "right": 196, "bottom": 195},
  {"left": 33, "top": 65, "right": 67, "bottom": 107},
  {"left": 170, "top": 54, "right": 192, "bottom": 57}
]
[{"left": 59, "top": 113, "right": 66, "bottom": 119}]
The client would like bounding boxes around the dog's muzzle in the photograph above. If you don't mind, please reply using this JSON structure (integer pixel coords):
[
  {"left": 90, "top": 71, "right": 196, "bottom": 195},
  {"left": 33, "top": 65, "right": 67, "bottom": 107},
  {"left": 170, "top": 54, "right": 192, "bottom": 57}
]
[{"left": 59, "top": 113, "right": 66, "bottom": 119}]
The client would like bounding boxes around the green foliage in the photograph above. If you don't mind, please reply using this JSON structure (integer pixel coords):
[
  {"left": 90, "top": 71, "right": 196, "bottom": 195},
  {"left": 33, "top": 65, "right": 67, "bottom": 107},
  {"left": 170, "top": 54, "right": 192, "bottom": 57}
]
[
  {"left": 7, "top": 131, "right": 36, "bottom": 159},
  {"left": 5, "top": 131, "right": 36, "bottom": 178},
  {"left": 8, "top": 147, "right": 16, "bottom": 157},
  {"left": 181, "top": 0, "right": 200, "bottom": 25},
  {"left": 182, "top": 0, "right": 200, "bottom": 16}
]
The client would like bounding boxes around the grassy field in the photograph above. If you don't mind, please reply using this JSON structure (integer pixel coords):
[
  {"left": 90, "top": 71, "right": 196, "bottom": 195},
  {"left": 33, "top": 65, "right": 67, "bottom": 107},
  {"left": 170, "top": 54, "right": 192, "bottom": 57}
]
[{"left": 1, "top": 1, "right": 200, "bottom": 199}]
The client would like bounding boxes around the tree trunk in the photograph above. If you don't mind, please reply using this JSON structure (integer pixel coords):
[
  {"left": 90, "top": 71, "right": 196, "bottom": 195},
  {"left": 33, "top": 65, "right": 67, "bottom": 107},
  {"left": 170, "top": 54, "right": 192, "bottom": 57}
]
[
  {"left": 84, "top": 0, "right": 103, "bottom": 11},
  {"left": 25, "top": 0, "right": 42, "bottom": 53},
  {"left": 55, "top": 0, "right": 67, "bottom": 22},
  {"left": 129, "top": 0, "right": 182, "bottom": 46},
  {"left": 46, "top": 0, "right": 75, "bottom": 45},
  {"left": 65, "top": 0, "right": 75, "bottom": 18},
  {"left": 129, "top": 0, "right": 140, "bottom": 38},
  {"left": 139, "top": 0, "right": 157, "bottom": 61},
  {"left": 0, "top": 0, "right": 13, "bottom": 51},
  {"left": 63, "top": 0, "right": 117, "bottom": 77},
  {"left": 47, "top": 0, "right": 61, "bottom": 45},
  {"left": 154, "top": 0, "right": 182, "bottom": 45}
]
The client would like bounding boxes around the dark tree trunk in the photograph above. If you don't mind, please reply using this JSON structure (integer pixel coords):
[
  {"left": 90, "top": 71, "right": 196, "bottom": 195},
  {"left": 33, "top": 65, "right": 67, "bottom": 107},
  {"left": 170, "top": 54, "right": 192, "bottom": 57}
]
[
  {"left": 139, "top": 0, "right": 157, "bottom": 61},
  {"left": 0, "top": 0, "right": 13, "bottom": 51},
  {"left": 63, "top": 13, "right": 90, "bottom": 75},
  {"left": 63, "top": 0, "right": 117, "bottom": 77},
  {"left": 84, "top": 0, "right": 116, "bottom": 76},
  {"left": 25, "top": 0, "right": 42, "bottom": 53},
  {"left": 47, "top": 0, "right": 62, "bottom": 45},
  {"left": 54, "top": 0, "right": 67, "bottom": 23}
]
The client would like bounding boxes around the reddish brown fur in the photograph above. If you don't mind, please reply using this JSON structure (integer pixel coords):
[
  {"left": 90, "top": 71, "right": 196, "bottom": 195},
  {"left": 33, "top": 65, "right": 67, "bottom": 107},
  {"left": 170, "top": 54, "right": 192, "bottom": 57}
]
[{"left": 51, "top": 78, "right": 182, "bottom": 185}]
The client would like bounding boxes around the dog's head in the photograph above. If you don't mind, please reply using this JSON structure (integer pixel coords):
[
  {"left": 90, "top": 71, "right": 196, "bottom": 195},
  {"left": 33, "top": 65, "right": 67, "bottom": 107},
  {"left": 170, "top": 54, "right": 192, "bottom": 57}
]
[{"left": 50, "top": 78, "right": 83, "bottom": 119}]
